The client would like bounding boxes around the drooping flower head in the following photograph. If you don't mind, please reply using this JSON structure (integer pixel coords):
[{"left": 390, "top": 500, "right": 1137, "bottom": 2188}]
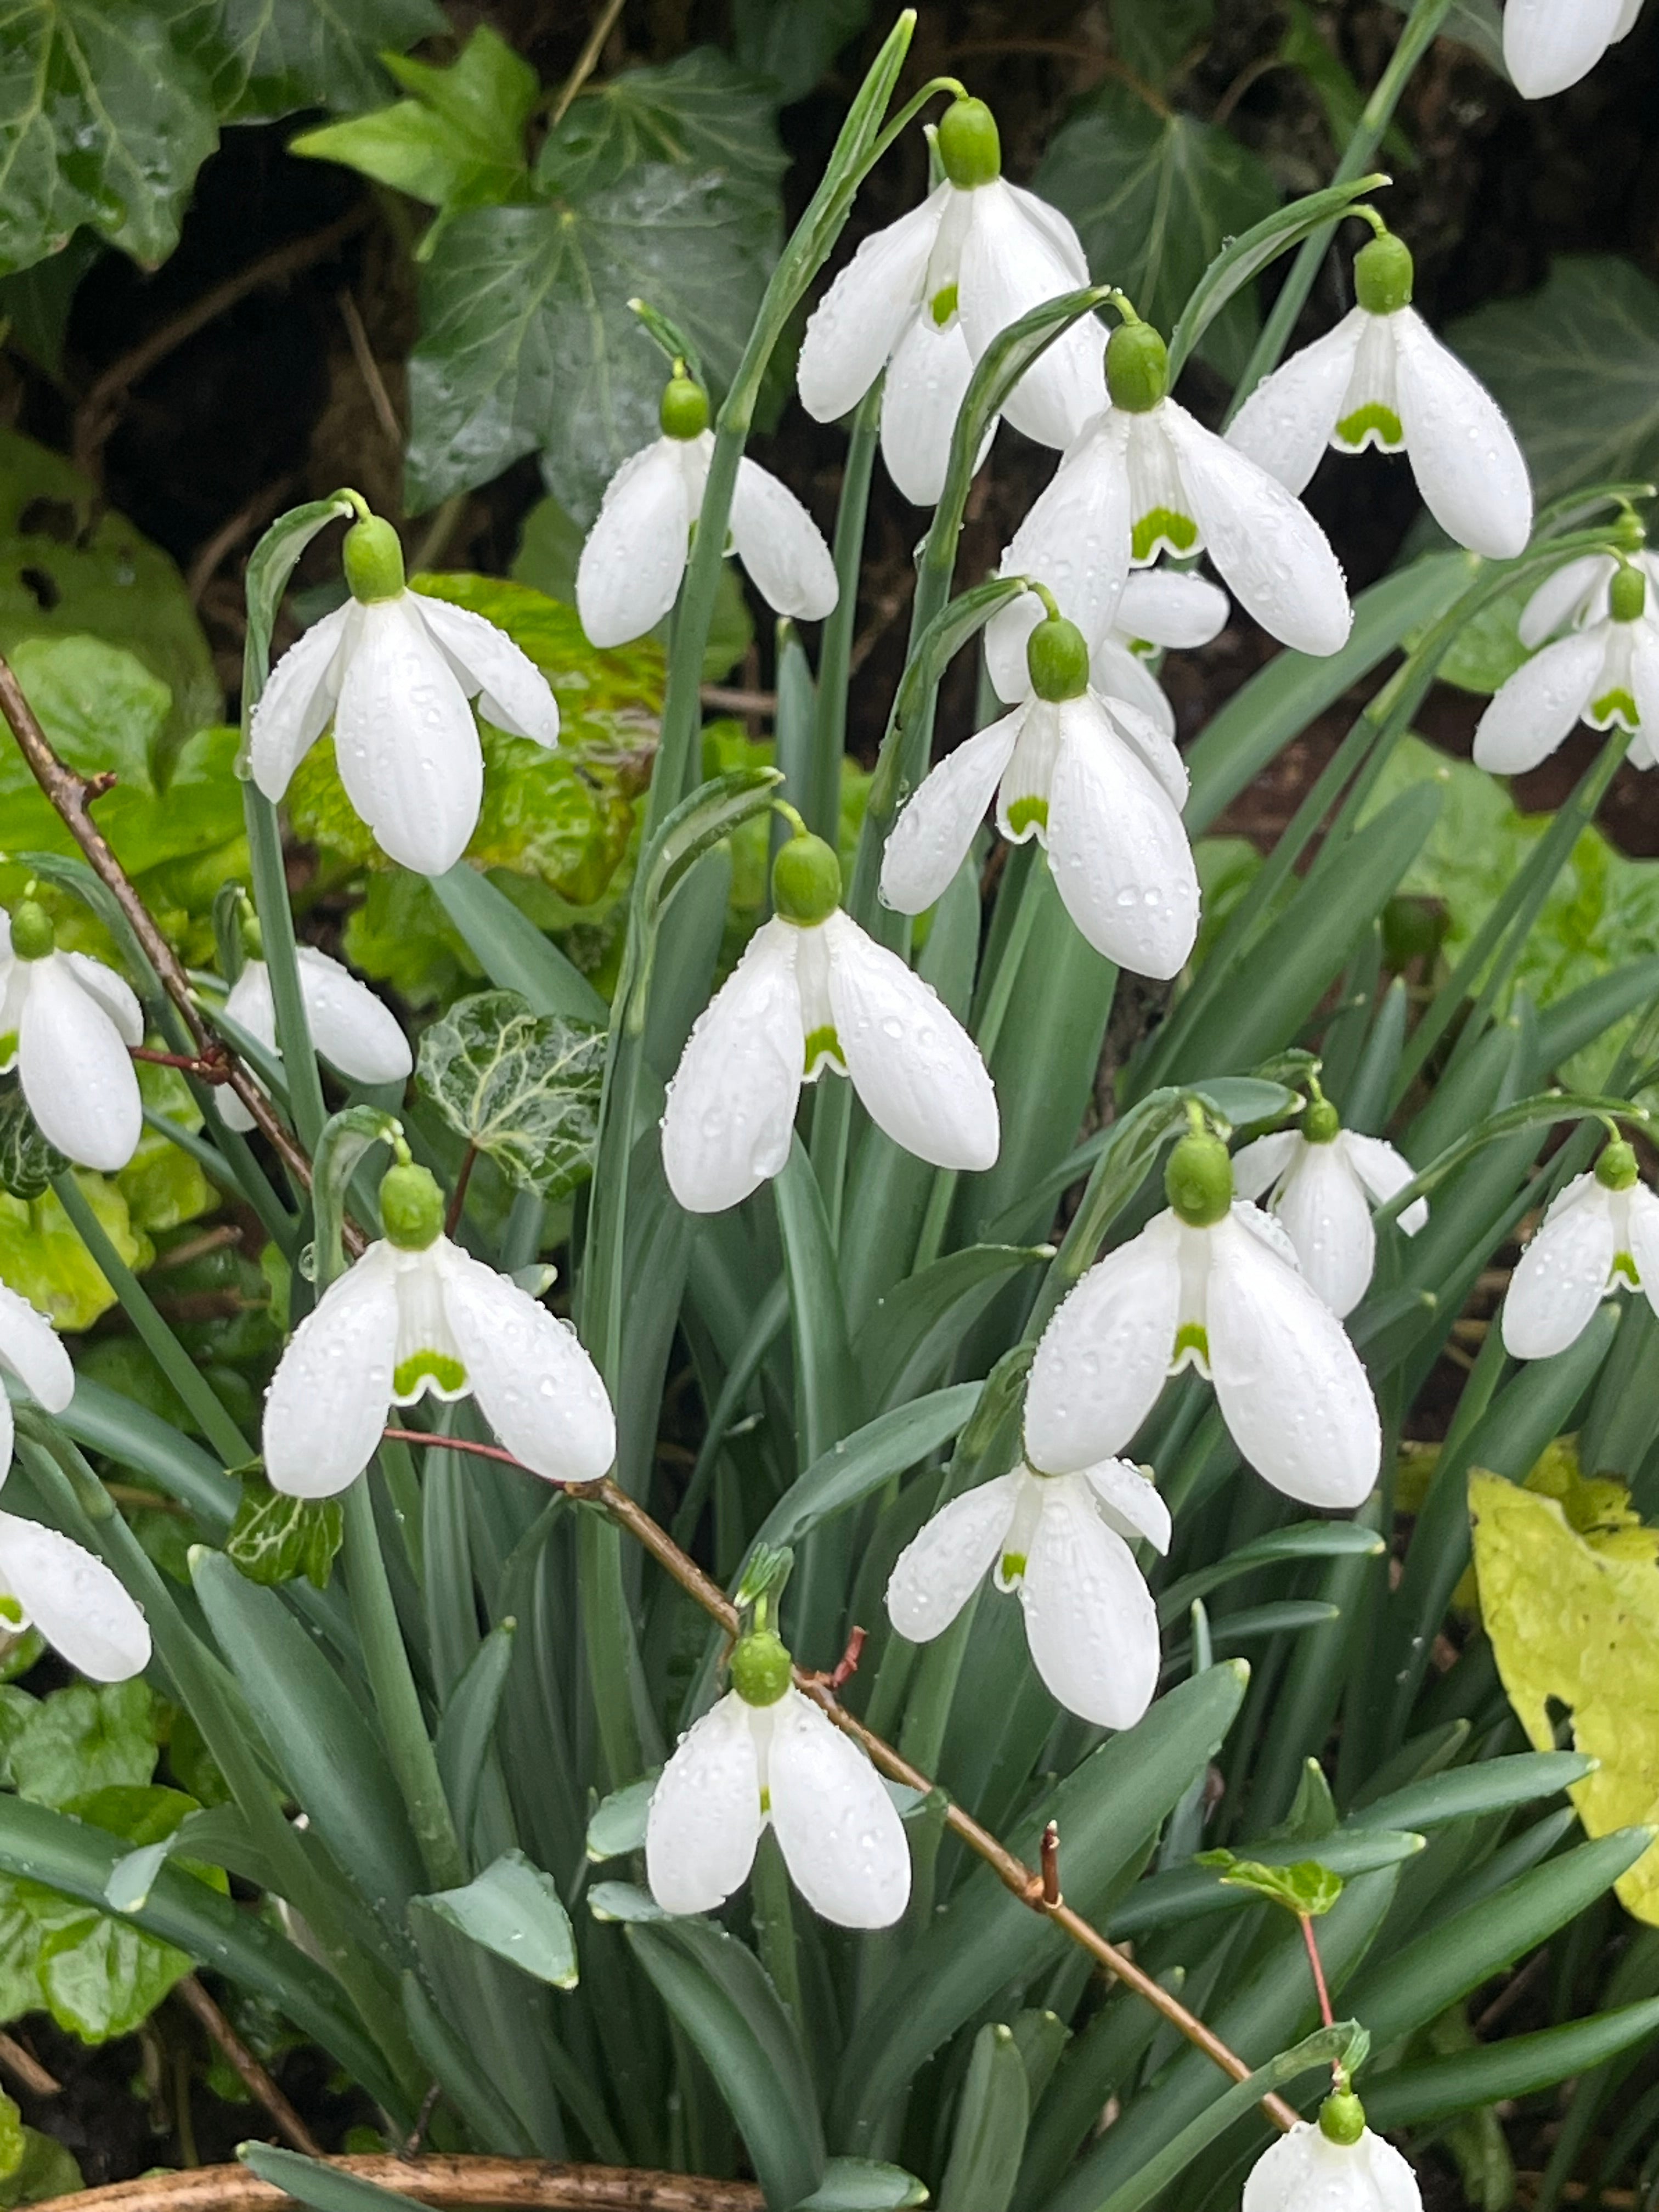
[
  {"left": 250, "top": 506, "right": 561, "bottom": 878},
  {"left": 1503, "top": 0, "right": 1643, "bottom": 99},
  {"left": 1502, "top": 1136, "right": 1659, "bottom": 1360},
  {"left": 0, "top": 898, "right": 143, "bottom": 1172},
  {"left": 661, "top": 823, "right": 999, "bottom": 1214},
  {"left": 1475, "top": 556, "right": 1659, "bottom": 775},
  {"left": 263, "top": 1154, "right": 614, "bottom": 1497},
  {"left": 577, "top": 367, "right": 838, "bottom": 650},
  {"left": 880, "top": 605, "right": 1200, "bottom": 979},
  {"left": 217, "top": 911, "right": 411, "bottom": 1135},
  {"left": 797, "top": 95, "right": 1106, "bottom": 501},
  {"left": 985, "top": 566, "right": 1229, "bottom": 735},
  {"left": 1244, "top": 2083, "right": 1421, "bottom": 2212},
  {"left": 1229, "top": 227, "right": 1532, "bottom": 561},
  {"left": 1233, "top": 1089, "right": 1428, "bottom": 1319}
]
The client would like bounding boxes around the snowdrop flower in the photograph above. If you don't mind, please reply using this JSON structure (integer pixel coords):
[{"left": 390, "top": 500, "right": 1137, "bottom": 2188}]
[
  {"left": 1514, "top": 549, "right": 1659, "bottom": 650},
  {"left": 1502, "top": 1137, "right": 1659, "bottom": 1359},
  {"left": 1474, "top": 560, "right": 1659, "bottom": 774},
  {"left": 1025, "top": 1121, "right": 1381, "bottom": 1509},
  {"left": 0, "top": 1517, "right": 150, "bottom": 1682},
  {"left": 250, "top": 511, "right": 561, "bottom": 878},
  {"left": 0, "top": 900, "right": 142, "bottom": 1173},
  {"left": 797, "top": 97, "right": 1105, "bottom": 495},
  {"left": 1504, "top": 0, "right": 1643, "bottom": 98},
  {"left": 263, "top": 1159, "right": 614, "bottom": 1497},
  {"left": 217, "top": 942, "right": 411, "bottom": 1133},
  {"left": 989, "top": 320, "right": 1352, "bottom": 666},
  {"left": 986, "top": 567, "right": 1229, "bottom": 737},
  {"left": 1245, "top": 2088, "right": 1420, "bottom": 2212},
  {"left": 1229, "top": 229, "right": 1532, "bottom": 561},
  {"left": 0, "top": 1277, "right": 73, "bottom": 1483},
  {"left": 646, "top": 1628, "right": 909, "bottom": 1927},
  {"left": 887, "top": 1449, "right": 1166, "bottom": 1727},
  {"left": 880, "top": 609, "right": 1200, "bottom": 979},
  {"left": 577, "top": 371, "right": 837, "bottom": 648},
  {"left": 1233, "top": 1095, "right": 1428, "bottom": 1319},
  {"left": 662, "top": 827, "right": 998, "bottom": 1214}
]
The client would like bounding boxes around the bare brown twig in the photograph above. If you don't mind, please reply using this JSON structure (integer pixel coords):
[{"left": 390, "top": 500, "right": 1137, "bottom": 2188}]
[
  {"left": 0, "top": 2030, "right": 59, "bottom": 2098},
  {"left": 36, "top": 2157, "right": 769, "bottom": 2212},
  {"left": 173, "top": 1975, "right": 323, "bottom": 2159}
]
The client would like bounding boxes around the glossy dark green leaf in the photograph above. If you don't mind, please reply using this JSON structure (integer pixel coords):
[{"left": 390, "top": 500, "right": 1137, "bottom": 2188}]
[
  {"left": 1363, "top": 1996, "right": 1659, "bottom": 2128},
  {"left": 938, "top": 2021, "right": 1029, "bottom": 2212},
  {"left": 854, "top": 1245, "right": 1049, "bottom": 1412}
]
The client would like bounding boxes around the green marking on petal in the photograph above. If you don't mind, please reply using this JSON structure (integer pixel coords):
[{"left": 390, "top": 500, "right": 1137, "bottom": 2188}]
[
  {"left": 1006, "top": 795, "right": 1048, "bottom": 838},
  {"left": 0, "top": 1597, "right": 23, "bottom": 1627},
  {"left": 1172, "top": 1320, "right": 1210, "bottom": 1369},
  {"left": 0, "top": 1032, "right": 18, "bottom": 1068},
  {"left": 803, "top": 1024, "right": 844, "bottom": 1074},
  {"left": 1131, "top": 507, "right": 1198, "bottom": 562},
  {"left": 1614, "top": 1249, "right": 1640, "bottom": 1288},
  {"left": 1335, "top": 402, "right": 1403, "bottom": 449},
  {"left": 930, "top": 283, "right": 958, "bottom": 327},
  {"left": 1593, "top": 687, "right": 1640, "bottom": 730},
  {"left": 759, "top": 1785, "right": 772, "bottom": 1814},
  {"left": 394, "top": 1350, "right": 467, "bottom": 1398},
  {"left": 1000, "top": 1551, "right": 1026, "bottom": 1583}
]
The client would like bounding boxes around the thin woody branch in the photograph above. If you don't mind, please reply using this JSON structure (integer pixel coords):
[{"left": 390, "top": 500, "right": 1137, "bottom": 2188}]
[{"left": 36, "top": 2155, "right": 769, "bottom": 2212}]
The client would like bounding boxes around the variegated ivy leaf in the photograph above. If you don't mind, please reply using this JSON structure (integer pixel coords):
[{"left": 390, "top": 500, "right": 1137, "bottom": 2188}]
[
  {"left": 227, "top": 1472, "right": 343, "bottom": 1592},
  {"left": 0, "top": 1082, "right": 65, "bottom": 1203},
  {"left": 416, "top": 989, "right": 606, "bottom": 1199}
]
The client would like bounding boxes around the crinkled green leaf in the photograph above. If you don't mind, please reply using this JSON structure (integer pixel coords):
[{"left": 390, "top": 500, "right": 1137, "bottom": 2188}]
[
  {"left": 227, "top": 1472, "right": 343, "bottom": 1592},
  {"left": 0, "top": 2126, "right": 80, "bottom": 2206},
  {"left": 291, "top": 25, "right": 534, "bottom": 207},
  {"left": 416, "top": 987, "right": 605, "bottom": 1198},
  {"left": 0, "top": 1085, "right": 62, "bottom": 1203},
  {"left": 0, "top": 1170, "right": 146, "bottom": 1330},
  {"left": 208, "top": 0, "right": 444, "bottom": 121},
  {"left": 8, "top": 1682, "right": 158, "bottom": 1807},
  {"left": 1195, "top": 1849, "right": 1346, "bottom": 1917},
  {"left": 0, "top": 1897, "right": 37, "bottom": 2025}
]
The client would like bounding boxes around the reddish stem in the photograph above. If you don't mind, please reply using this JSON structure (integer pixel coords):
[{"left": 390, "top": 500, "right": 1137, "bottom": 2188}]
[
  {"left": 1301, "top": 1912, "right": 1339, "bottom": 2062},
  {"left": 445, "top": 1143, "right": 478, "bottom": 1238}
]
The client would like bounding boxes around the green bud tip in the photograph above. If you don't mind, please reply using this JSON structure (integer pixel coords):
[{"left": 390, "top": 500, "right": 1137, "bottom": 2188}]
[
  {"left": 1165, "top": 1127, "right": 1233, "bottom": 1227},
  {"left": 1304, "top": 1097, "right": 1341, "bottom": 1146},
  {"left": 342, "top": 514, "right": 406, "bottom": 605},
  {"left": 938, "top": 96, "right": 1001, "bottom": 189},
  {"left": 8, "top": 900, "right": 54, "bottom": 962},
  {"left": 1611, "top": 564, "right": 1648, "bottom": 625},
  {"left": 1354, "top": 231, "right": 1414, "bottom": 317},
  {"left": 379, "top": 1161, "right": 445, "bottom": 1250},
  {"left": 772, "top": 832, "right": 842, "bottom": 926},
  {"left": 1597, "top": 1138, "right": 1640, "bottom": 1192},
  {"left": 1106, "top": 321, "right": 1169, "bottom": 414},
  {"left": 1318, "top": 2089, "right": 1368, "bottom": 2148},
  {"left": 659, "top": 374, "right": 709, "bottom": 442},
  {"left": 240, "top": 911, "right": 264, "bottom": 961},
  {"left": 1026, "top": 613, "right": 1091, "bottom": 703},
  {"left": 730, "top": 1629, "right": 793, "bottom": 1707}
]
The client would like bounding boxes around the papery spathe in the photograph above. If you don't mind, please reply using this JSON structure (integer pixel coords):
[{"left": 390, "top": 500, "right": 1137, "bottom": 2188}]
[
  {"left": 1503, "top": 0, "right": 1643, "bottom": 98},
  {"left": 1233, "top": 1125, "right": 1427, "bottom": 1319},
  {"left": 1244, "top": 2121, "right": 1421, "bottom": 2212},
  {"left": 219, "top": 949, "right": 412, "bottom": 1133},
  {"left": 0, "top": 907, "right": 143, "bottom": 1172}
]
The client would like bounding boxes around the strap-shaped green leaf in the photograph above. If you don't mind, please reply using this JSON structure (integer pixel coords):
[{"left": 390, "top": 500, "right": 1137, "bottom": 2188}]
[{"left": 415, "top": 1848, "right": 577, "bottom": 1989}]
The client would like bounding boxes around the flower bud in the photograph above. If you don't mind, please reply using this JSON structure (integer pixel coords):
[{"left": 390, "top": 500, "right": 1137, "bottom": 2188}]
[
  {"left": 659, "top": 375, "right": 710, "bottom": 442},
  {"left": 730, "top": 1629, "right": 793, "bottom": 1706},
  {"left": 343, "top": 515, "right": 407, "bottom": 605},
  {"left": 8, "top": 900, "right": 54, "bottom": 963},
  {"left": 1107, "top": 322, "right": 1169, "bottom": 415},
  {"left": 1166, "top": 1127, "right": 1233, "bottom": 1226},
  {"left": 1354, "top": 232, "right": 1414, "bottom": 317},
  {"left": 1304, "top": 1097, "right": 1341, "bottom": 1146},
  {"left": 938, "top": 97, "right": 1001, "bottom": 189},
  {"left": 1026, "top": 614, "right": 1090, "bottom": 703},
  {"left": 1596, "top": 1138, "right": 1639, "bottom": 1192},
  {"left": 1611, "top": 564, "right": 1647, "bottom": 625},
  {"left": 772, "top": 833, "right": 842, "bottom": 926},
  {"left": 1318, "top": 2087, "right": 1368, "bottom": 2147},
  {"left": 380, "top": 1161, "right": 445, "bottom": 1250}
]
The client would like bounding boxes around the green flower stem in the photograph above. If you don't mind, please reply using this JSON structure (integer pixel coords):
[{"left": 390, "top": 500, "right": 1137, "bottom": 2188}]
[
  {"left": 809, "top": 1071, "right": 854, "bottom": 1243},
  {"left": 243, "top": 785, "right": 327, "bottom": 1157},
  {"left": 808, "top": 380, "right": 883, "bottom": 844},
  {"left": 751, "top": 1829, "right": 807, "bottom": 2036}
]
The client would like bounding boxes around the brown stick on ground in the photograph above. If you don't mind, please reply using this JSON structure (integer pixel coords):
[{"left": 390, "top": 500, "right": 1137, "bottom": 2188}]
[
  {"left": 173, "top": 1976, "right": 324, "bottom": 2159},
  {"left": 35, "top": 2158, "right": 768, "bottom": 2212}
]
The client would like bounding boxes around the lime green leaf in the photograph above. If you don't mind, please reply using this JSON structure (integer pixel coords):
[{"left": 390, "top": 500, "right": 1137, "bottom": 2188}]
[
  {"left": 0, "top": 2126, "right": 81, "bottom": 2207},
  {"left": 342, "top": 869, "right": 480, "bottom": 1011},
  {"left": 8, "top": 1682, "right": 158, "bottom": 1808},
  {"left": 0, "top": 2092, "right": 22, "bottom": 2183},
  {"left": 7, "top": 635, "right": 161, "bottom": 791},
  {"left": 228, "top": 1474, "right": 343, "bottom": 1592},
  {"left": 0, "top": 1897, "right": 40, "bottom": 2026},
  {"left": 0, "top": 1086, "right": 63, "bottom": 1203},
  {"left": 291, "top": 25, "right": 534, "bottom": 207},
  {"left": 1195, "top": 1849, "right": 1346, "bottom": 1917},
  {"left": 211, "top": 0, "right": 444, "bottom": 121},
  {"left": 416, "top": 1849, "right": 578, "bottom": 1988},
  {"left": 0, "top": 1172, "right": 146, "bottom": 1331},
  {"left": 416, "top": 988, "right": 605, "bottom": 1198}
]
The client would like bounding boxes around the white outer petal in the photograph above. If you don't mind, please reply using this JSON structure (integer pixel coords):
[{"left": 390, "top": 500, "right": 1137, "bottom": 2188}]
[
  {"left": 646, "top": 1694, "right": 761, "bottom": 1916},
  {"left": 729, "top": 460, "right": 838, "bottom": 623},
  {"left": 414, "top": 594, "right": 560, "bottom": 746},
  {"left": 216, "top": 962, "right": 273, "bottom": 1134},
  {"left": 249, "top": 601, "right": 352, "bottom": 800},
  {"left": 1520, "top": 555, "right": 1613, "bottom": 647},
  {"left": 1046, "top": 695, "right": 1200, "bottom": 979},
  {"left": 1504, "top": 0, "right": 1628, "bottom": 95},
  {"left": 0, "top": 1280, "right": 72, "bottom": 1415},
  {"left": 1019, "top": 1477, "right": 1159, "bottom": 1728},
  {"left": 797, "top": 191, "right": 944, "bottom": 422},
  {"left": 1244, "top": 2123, "right": 1422, "bottom": 2212},
  {"left": 19, "top": 958, "right": 142, "bottom": 1172},
  {"left": 768, "top": 1690, "right": 910, "bottom": 1929},
  {"left": 661, "top": 919, "right": 803, "bottom": 1213},
  {"left": 1273, "top": 1142, "right": 1376, "bottom": 1319},
  {"left": 1116, "top": 568, "right": 1231, "bottom": 650},
  {"left": 1206, "top": 1211, "right": 1381, "bottom": 1506},
  {"left": 332, "top": 597, "right": 483, "bottom": 876},
  {"left": 436, "top": 1241, "right": 615, "bottom": 1483},
  {"left": 1025, "top": 1213, "right": 1183, "bottom": 1471},
  {"left": 958, "top": 180, "right": 1107, "bottom": 450},
  {"left": 1392, "top": 308, "right": 1532, "bottom": 559},
  {"left": 1103, "top": 692, "right": 1189, "bottom": 812},
  {"left": 1228, "top": 313, "right": 1365, "bottom": 494},
  {"left": 1164, "top": 403, "right": 1352, "bottom": 656},
  {"left": 1343, "top": 1130, "right": 1428, "bottom": 1234},
  {"left": 823, "top": 912, "right": 999, "bottom": 1171},
  {"left": 1472, "top": 629, "right": 1604, "bottom": 774},
  {"left": 1631, "top": 623, "right": 1659, "bottom": 742},
  {"left": 0, "top": 1515, "right": 150, "bottom": 1681},
  {"left": 984, "top": 415, "right": 1133, "bottom": 698},
  {"left": 1503, "top": 1176, "right": 1617, "bottom": 1359},
  {"left": 62, "top": 954, "right": 143, "bottom": 1046},
  {"left": 1090, "top": 639, "right": 1177, "bottom": 739},
  {"left": 885, "top": 1470, "right": 1021, "bottom": 1642},
  {"left": 1082, "top": 1457, "right": 1172, "bottom": 1551},
  {"left": 879, "top": 710, "right": 1022, "bottom": 915},
  {"left": 262, "top": 1243, "right": 400, "bottom": 1497},
  {"left": 575, "top": 442, "right": 691, "bottom": 649},
  {"left": 1231, "top": 1130, "right": 1300, "bottom": 1201},
  {"left": 881, "top": 309, "right": 985, "bottom": 508},
  {"left": 1626, "top": 1183, "right": 1659, "bottom": 1310},
  {"left": 294, "top": 948, "right": 411, "bottom": 1087}
]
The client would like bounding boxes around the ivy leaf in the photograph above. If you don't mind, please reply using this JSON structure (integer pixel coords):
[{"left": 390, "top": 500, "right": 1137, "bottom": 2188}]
[
  {"left": 7, "top": 1681, "right": 159, "bottom": 1808},
  {"left": 227, "top": 1471, "right": 344, "bottom": 1590},
  {"left": 417, "top": 989, "right": 606, "bottom": 1199},
  {"left": 1194, "top": 1849, "right": 1345, "bottom": 1917},
  {"left": 1108, "top": 0, "right": 1212, "bottom": 86},
  {"left": 207, "top": 0, "right": 445, "bottom": 121},
  {"left": 731, "top": 0, "right": 871, "bottom": 105},
  {"left": 0, "top": 1085, "right": 64, "bottom": 1203}
]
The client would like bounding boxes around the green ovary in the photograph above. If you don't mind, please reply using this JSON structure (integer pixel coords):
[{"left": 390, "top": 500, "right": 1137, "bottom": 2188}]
[
  {"left": 1336, "top": 402, "right": 1403, "bottom": 449},
  {"left": 1006, "top": 795, "right": 1048, "bottom": 838},
  {"left": 394, "top": 1349, "right": 467, "bottom": 1398},
  {"left": 1593, "top": 687, "right": 1639, "bottom": 730},
  {"left": 803, "top": 1024, "right": 844, "bottom": 1073},
  {"left": 1131, "top": 507, "right": 1198, "bottom": 562}
]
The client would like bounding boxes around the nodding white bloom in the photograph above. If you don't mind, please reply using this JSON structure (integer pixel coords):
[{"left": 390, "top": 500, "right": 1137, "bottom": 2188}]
[
  {"left": 218, "top": 946, "right": 411, "bottom": 1134},
  {"left": 986, "top": 567, "right": 1229, "bottom": 737},
  {"left": 887, "top": 1452, "right": 1166, "bottom": 1728},
  {"left": 797, "top": 96, "right": 1104, "bottom": 490},
  {"left": 1233, "top": 1102, "right": 1428, "bottom": 1320},
  {"left": 1229, "top": 230, "right": 1532, "bottom": 562},
  {"left": 662, "top": 831, "right": 998, "bottom": 1215},
  {"left": 0, "top": 1278, "right": 73, "bottom": 1484},
  {"left": 1501, "top": 1139, "right": 1659, "bottom": 1359},
  {"left": 1245, "top": 2101, "right": 1421, "bottom": 2212},
  {"left": 879, "top": 611, "right": 1199, "bottom": 979},
  {"left": 1474, "top": 558, "right": 1659, "bottom": 775},
  {"left": 1503, "top": 0, "right": 1643, "bottom": 98},
  {"left": 578, "top": 373, "right": 837, "bottom": 648},
  {"left": 1026, "top": 1125, "right": 1381, "bottom": 1509},
  {"left": 1514, "top": 549, "right": 1659, "bottom": 649},
  {"left": 262, "top": 1161, "right": 614, "bottom": 1498},
  {"left": 991, "top": 321, "right": 1352, "bottom": 665},
  {"left": 0, "top": 900, "right": 143, "bottom": 1173},
  {"left": 646, "top": 1632, "right": 909, "bottom": 1927},
  {"left": 250, "top": 514, "right": 560, "bottom": 879}
]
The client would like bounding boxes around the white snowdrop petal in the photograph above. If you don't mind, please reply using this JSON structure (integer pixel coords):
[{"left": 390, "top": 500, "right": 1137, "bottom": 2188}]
[
  {"left": 248, "top": 601, "right": 352, "bottom": 800},
  {"left": 1519, "top": 555, "right": 1611, "bottom": 648},
  {"left": 985, "top": 415, "right": 1133, "bottom": 698},
  {"left": 575, "top": 442, "right": 691, "bottom": 650},
  {"left": 1244, "top": 2123, "right": 1422, "bottom": 2212},
  {"left": 1503, "top": 0, "right": 1629, "bottom": 95},
  {"left": 1103, "top": 692, "right": 1189, "bottom": 811},
  {"left": 19, "top": 958, "right": 142, "bottom": 1172},
  {"left": 1631, "top": 625, "right": 1659, "bottom": 741},
  {"left": 1343, "top": 1131, "right": 1429, "bottom": 1235},
  {"left": 1206, "top": 1212, "right": 1381, "bottom": 1506},
  {"left": 1231, "top": 1131, "right": 1300, "bottom": 1201},
  {"left": 958, "top": 181, "right": 1107, "bottom": 450},
  {"left": 62, "top": 954, "right": 143, "bottom": 1047},
  {"left": 1081, "top": 1457, "right": 1172, "bottom": 1552},
  {"left": 1090, "top": 639, "right": 1177, "bottom": 741},
  {"left": 881, "top": 310, "right": 985, "bottom": 507},
  {"left": 730, "top": 460, "right": 839, "bottom": 622},
  {"left": 880, "top": 710, "right": 1022, "bottom": 915},
  {"left": 1392, "top": 309, "right": 1532, "bottom": 560},
  {"left": 1046, "top": 696, "right": 1199, "bottom": 979},
  {"left": 332, "top": 599, "right": 483, "bottom": 877},
  {"left": 1228, "top": 313, "right": 1366, "bottom": 494},
  {"left": 1116, "top": 568, "right": 1231, "bottom": 651},
  {"left": 1626, "top": 1184, "right": 1659, "bottom": 1307},
  {"left": 295, "top": 948, "right": 413, "bottom": 1088},
  {"left": 797, "top": 191, "right": 945, "bottom": 423},
  {"left": 1165, "top": 405, "right": 1352, "bottom": 657},
  {"left": 645, "top": 1694, "right": 761, "bottom": 1917},
  {"left": 0, "top": 1280, "right": 72, "bottom": 1416},
  {"left": 661, "top": 920, "right": 804, "bottom": 1213},
  {"left": 0, "top": 1394, "right": 13, "bottom": 1491},
  {"left": 1273, "top": 1142, "right": 1377, "bottom": 1319},
  {"left": 769, "top": 1691, "right": 910, "bottom": 1928},
  {"left": 1472, "top": 630, "right": 1605, "bottom": 774},
  {"left": 1019, "top": 1478, "right": 1159, "bottom": 1728},
  {"left": 985, "top": 596, "right": 1043, "bottom": 704},
  {"left": 825, "top": 913, "right": 999, "bottom": 1172},
  {"left": 1503, "top": 1178, "right": 1617, "bottom": 1358},
  {"left": 885, "top": 1470, "right": 1022, "bottom": 1641},
  {"left": 263, "top": 1244, "right": 400, "bottom": 1497},
  {"left": 437, "top": 1242, "right": 615, "bottom": 1483},
  {"left": 224, "top": 961, "right": 278, "bottom": 1053},
  {"left": 0, "top": 1514, "right": 150, "bottom": 1680},
  {"left": 413, "top": 594, "right": 560, "bottom": 746},
  {"left": 1005, "top": 184, "right": 1092, "bottom": 285},
  {"left": 1025, "top": 1214, "right": 1184, "bottom": 1471}
]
